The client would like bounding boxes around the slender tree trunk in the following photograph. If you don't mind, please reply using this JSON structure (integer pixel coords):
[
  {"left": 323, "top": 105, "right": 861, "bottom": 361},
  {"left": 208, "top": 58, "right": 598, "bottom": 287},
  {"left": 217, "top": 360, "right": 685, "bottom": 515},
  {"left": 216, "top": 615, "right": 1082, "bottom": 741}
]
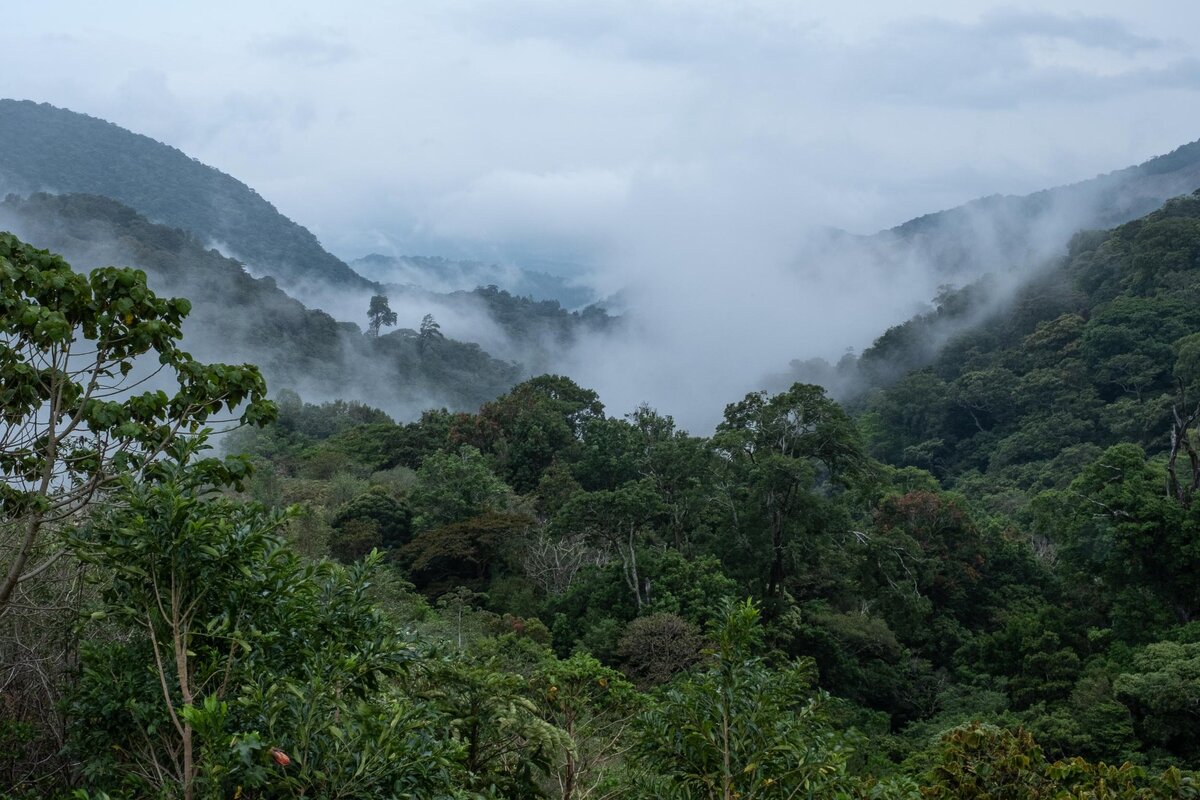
[
  {"left": 1168, "top": 380, "right": 1200, "bottom": 507},
  {"left": 561, "top": 711, "right": 576, "bottom": 800},
  {"left": 467, "top": 710, "right": 481, "bottom": 774},
  {"left": 0, "top": 412, "right": 58, "bottom": 615},
  {"left": 720, "top": 683, "right": 733, "bottom": 800},
  {"left": 627, "top": 524, "right": 642, "bottom": 610},
  {"left": 171, "top": 579, "right": 195, "bottom": 800},
  {"left": 766, "top": 508, "right": 785, "bottom": 597}
]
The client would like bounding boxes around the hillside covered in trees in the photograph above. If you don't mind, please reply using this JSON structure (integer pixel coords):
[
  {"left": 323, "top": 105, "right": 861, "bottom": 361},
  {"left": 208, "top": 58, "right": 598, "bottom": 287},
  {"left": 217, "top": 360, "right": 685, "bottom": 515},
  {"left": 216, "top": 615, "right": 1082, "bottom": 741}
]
[
  {"left": 6, "top": 188, "right": 1200, "bottom": 797},
  {"left": 860, "top": 191, "right": 1200, "bottom": 506},
  {"left": 0, "top": 100, "right": 604, "bottom": 310},
  {"left": 863, "top": 138, "right": 1200, "bottom": 278},
  {"left": 0, "top": 99, "right": 374, "bottom": 291},
  {"left": 0, "top": 191, "right": 609, "bottom": 416}
]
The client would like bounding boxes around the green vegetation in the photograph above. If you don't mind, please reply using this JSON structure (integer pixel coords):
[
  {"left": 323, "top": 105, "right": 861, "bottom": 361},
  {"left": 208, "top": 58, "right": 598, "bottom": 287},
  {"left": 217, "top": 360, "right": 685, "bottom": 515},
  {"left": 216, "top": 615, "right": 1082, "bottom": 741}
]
[
  {"left": 875, "top": 138, "right": 1200, "bottom": 277},
  {"left": 8, "top": 189, "right": 1200, "bottom": 798},
  {"left": 0, "top": 192, "right": 524, "bottom": 412},
  {"left": 859, "top": 192, "right": 1200, "bottom": 517},
  {"left": 0, "top": 99, "right": 373, "bottom": 290}
]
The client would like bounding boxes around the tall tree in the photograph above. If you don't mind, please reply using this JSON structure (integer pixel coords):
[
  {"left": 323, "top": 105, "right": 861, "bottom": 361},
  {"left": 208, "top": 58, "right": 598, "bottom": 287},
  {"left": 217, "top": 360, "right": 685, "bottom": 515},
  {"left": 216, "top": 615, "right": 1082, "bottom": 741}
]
[
  {"left": 418, "top": 313, "right": 444, "bottom": 353},
  {"left": 1047, "top": 443, "right": 1200, "bottom": 626},
  {"left": 714, "top": 383, "right": 866, "bottom": 598},
  {"left": 455, "top": 375, "right": 605, "bottom": 492},
  {"left": 410, "top": 445, "right": 513, "bottom": 532},
  {"left": 366, "top": 294, "right": 397, "bottom": 337},
  {"left": 70, "top": 457, "right": 458, "bottom": 799},
  {"left": 550, "top": 480, "right": 664, "bottom": 610}
]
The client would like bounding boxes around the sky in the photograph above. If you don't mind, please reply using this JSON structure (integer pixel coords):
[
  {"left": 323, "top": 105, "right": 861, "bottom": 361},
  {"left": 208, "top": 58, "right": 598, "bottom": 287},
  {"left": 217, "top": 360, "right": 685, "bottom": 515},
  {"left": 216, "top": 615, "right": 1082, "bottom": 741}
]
[{"left": 4, "top": 1, "right": 1200, "bottom": 426}]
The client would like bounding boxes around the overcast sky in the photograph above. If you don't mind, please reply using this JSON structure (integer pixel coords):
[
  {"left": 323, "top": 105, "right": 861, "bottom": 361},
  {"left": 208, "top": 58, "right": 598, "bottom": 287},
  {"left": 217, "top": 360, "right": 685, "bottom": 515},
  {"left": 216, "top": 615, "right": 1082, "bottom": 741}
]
[{"left": 5, "top": 0, "right": 1200, "bottom": 267}]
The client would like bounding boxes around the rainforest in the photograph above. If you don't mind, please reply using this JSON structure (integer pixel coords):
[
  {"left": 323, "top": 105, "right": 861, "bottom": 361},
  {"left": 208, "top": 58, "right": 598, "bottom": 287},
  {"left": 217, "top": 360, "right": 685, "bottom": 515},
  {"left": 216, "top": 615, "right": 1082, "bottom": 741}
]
[
  {"left": 6, "top": 3, "right": 1200, "bottom": 798},
  {"left": 7, "top": 192, "right": 1200, "bottom": 796}
]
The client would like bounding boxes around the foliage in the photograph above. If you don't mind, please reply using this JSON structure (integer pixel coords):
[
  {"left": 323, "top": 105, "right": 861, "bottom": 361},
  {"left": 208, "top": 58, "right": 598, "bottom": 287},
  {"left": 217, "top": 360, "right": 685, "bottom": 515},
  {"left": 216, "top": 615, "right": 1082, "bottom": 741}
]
[
  {"left": 1114, "top": 641, "right": 1200, "bottom": 763},
  {"left": 530, "top": 650, "right": 643, "bottom": 800},
  {"left": 403, "top": 511, "right": 533, "bottom": 595},
  {"left": 1046, "top": 444, "right": 1200, "bottom": 626},
  {"left": 68, "top": 454, "right": 461, "bottom": 799},
  {"left": 714, "top": 382, "right": 867, "bottom": 598},
  {"left": 416, "top": 649, "right": 571, "bottom": 798},
  {"left": 0, "top": 232, "right": 274, "bottom": 614},
  {"left": 17, "top": 187, "right": 1200, "bottom": 796},
  {"left": 633, "top": 599, "right": 858, "bottom": 800},
  {"left": 920, "top": 722, "right": 1199, "bottom": 799},
  {"left": 454, "top": 375, "right": 604, "bottom": 493},
  {"left": 332, "top": 486, "right": 413, "bottom": 551},
  {"left": 411, "top": 445, "right": 514, "bottom": 532},
  {"left": 367, "top": 294, "right": 398, "bottom": 337}
]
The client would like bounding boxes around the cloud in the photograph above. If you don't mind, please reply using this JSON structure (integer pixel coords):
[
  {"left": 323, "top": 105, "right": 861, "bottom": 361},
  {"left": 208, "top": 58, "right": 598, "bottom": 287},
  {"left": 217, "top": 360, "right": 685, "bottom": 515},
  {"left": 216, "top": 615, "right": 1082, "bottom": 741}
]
[
  {"left": 430, "top": 168, "right": 631, "bottom": 251},
  {"left": 978, "top": 10, "right": 1163, "bottom": 53},
  {"left": 253, "top": 31, "right": 357, "bottom": 67},
  {"left": 839, "top": 11, "right": 1195, "bottom": 109}
]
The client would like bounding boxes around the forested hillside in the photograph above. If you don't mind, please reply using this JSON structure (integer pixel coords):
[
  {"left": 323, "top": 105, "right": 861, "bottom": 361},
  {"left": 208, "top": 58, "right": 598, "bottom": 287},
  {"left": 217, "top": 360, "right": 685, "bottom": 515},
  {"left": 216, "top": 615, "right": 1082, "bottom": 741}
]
[
  {"left": 6, "top": 98, "right": 1200, "bottom": 312},
  {"left": 0, "top": 192, "right": 524, "bottom": 414},
  {"left": 862, "top": 190, "right": 1200, "bottom": 511},
  {"left": 0, "top": 99, "right": 374, "bottom": 289},
  {"left": 6, "top": 192, "right": 1200, "bottom": 797},
  {"left": 869, "top": 138, "right": 1200, "bottom": 277},
  {"left": 0, "top": 100, "right": 597, "bottom": 309}
]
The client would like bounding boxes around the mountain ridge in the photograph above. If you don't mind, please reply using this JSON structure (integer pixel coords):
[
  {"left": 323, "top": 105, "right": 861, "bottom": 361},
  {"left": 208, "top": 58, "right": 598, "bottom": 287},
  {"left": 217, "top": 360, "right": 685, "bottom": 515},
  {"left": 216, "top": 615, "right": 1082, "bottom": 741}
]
[
  {"left": 870, "top": 137, "right": 1200, "bottom": 276},
  {"left": 5, "top": 97, "right": 1200, "bottom": 313},
  {"left": 0, "top": 191, "right": 523, "bottom": 417},
  {"left": 0, "top": 99, "right": 376, "bottom": 291}
]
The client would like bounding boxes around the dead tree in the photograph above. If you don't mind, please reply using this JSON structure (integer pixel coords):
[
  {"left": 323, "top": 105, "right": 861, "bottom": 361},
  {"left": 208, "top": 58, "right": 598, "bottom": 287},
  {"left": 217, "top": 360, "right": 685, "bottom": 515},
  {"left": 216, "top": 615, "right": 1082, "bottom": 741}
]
[{"left": 1167, "top": 379, "right": 1200, "bottom": 506}]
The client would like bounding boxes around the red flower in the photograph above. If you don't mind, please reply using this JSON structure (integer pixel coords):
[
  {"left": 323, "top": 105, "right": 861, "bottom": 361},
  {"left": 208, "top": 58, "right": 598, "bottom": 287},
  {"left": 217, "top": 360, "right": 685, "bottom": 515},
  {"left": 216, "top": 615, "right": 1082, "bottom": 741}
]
[{"left": 270, "top": 747, "right": 291, "bottom": 767}]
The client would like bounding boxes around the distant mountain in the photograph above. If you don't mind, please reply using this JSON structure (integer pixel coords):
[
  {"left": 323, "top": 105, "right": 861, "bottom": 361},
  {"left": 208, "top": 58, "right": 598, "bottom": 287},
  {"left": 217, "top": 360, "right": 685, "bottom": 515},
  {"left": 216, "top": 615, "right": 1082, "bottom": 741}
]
[
  {"left": 869, "top": 138, "right": 1200, "bottom": 277},
  {"left": 0, "top": 99, "right": 375, "bottom": 290},
  {"left": 0, "top": 99, "right": 609, "bottom": 308},
  {"left": 0, "top": 192, "right": 522, "bottom": 417},
  {"left": 351, "top": 253, "right": 596, "bottom": 309},
  {"left": 328, "top": 272, "right": 612, "bottom": 375}
]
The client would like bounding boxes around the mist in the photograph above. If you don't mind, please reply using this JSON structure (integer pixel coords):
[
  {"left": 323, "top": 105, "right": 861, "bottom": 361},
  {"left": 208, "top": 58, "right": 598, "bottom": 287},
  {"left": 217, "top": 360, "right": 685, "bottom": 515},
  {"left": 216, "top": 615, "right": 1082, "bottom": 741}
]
[
  {"left": 229, "top": 149, "right": 1181, "bottom": 435},
  {"left": 164, "top": 142, "right": 1200, "bottom": 435},
  {"left": 549, "top": 201, "right": 1045, "bottom": 431},
  {"left": 5, "top": 135, "right": 1196, "bottom": 440}
]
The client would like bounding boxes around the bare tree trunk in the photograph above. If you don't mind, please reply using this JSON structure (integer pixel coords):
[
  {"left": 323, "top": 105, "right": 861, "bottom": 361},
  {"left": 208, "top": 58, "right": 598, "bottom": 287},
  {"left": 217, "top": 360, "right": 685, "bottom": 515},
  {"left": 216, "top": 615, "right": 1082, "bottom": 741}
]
[
  {"left": 1168, "top": 380, "right": 1200, "bottom": 507},
  {"left": 766, "top": 508, "right": 785, "bottom": 597},
  {"left": 171, "top": 579, "right": 196, "bottom": 800},
  {"left": 0, "top": 411, "right": 58, "bottom": 615},
  {"left": 625, "top": 524, "right": 643, "bottom": 610},
  {"left": 561, "top": 711, "right": 577, "bottom": 800}
]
